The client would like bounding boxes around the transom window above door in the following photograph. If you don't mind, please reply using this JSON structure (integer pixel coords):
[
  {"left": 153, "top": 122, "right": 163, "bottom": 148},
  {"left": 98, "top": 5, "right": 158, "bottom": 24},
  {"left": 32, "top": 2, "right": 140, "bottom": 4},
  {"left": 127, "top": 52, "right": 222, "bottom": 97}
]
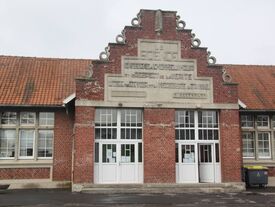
[
  {"left": 95, "top": 109, "right": 143, "bottom": 140},
  {"left": 175, "top": 110, "right": 219, "bottom": 141}
]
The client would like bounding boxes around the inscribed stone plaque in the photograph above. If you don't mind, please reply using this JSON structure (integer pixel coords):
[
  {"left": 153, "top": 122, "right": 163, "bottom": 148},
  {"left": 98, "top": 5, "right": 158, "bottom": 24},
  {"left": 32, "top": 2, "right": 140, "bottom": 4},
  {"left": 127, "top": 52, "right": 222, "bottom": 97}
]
[{"left": 105, "top": 39, "right": 213, "bottom": 105}]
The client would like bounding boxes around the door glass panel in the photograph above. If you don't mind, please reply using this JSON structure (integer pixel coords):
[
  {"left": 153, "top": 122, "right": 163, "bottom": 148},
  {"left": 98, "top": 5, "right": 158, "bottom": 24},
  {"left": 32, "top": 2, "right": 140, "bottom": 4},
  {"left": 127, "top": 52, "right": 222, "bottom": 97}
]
[
  {"left": 175, "top": 143, "right": 179, "bottom": 163},
  {"left": 121, "top": 144, "right": 135, "bottom": 163},
  {"left": 102, "top": 144, "right": 116, "bottom": 163},
  {"left": 199, "top": 145, "right": 212, "bottom": 163},
  {"left": 181, "top": 144, "right": 195, "bottom": 163},
  {"left": 138, "top": 143, "right": 142, "bottom": 163},
  {"left": 215, "top": 143, "right": 219, "bottom": 163},
  {"left": 95, "top": 143, "right": 99, "bottom": 163}
]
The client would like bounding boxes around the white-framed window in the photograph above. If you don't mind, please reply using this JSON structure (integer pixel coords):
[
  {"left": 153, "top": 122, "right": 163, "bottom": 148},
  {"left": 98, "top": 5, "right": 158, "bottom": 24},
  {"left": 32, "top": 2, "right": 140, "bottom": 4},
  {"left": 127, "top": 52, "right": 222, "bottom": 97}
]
[
  {"left": 95, "top": 109, "right": 117, "bottom": 140},
  {"left": 94, "top": 108, "right": 143, "bottom": 166},
  {"left": 19, "top": 130, "right": 35, "bottom": 158},
  {"left": 0, "top": 111, "right": 54, "bottom": 160},
  {"left": 241, "top": 115, "right": 254, "bottom": 128},
  {"left": 175, "top": 110, "right": 219, "bottom": 141},
  {"left": 256, "top": 115, "right": 269, "bottom": 128},
  {"left": 242, "top": 132, "right": 255, "bottom": 158},
  {"left": 20, "top": 112, "right": 36, "bottom": 126},
  {"left": 175, "top": 111, "right": 195, "bottom": 140},
  {"left": 198, "top": 111, "right": 219, "bottom": 140},
  {"left": 39, "top": 112, "right": 54, "bottom": 126},
  {"left": 121, "top": 109, "right": 142, "bottom": 140},
  {"left": 1, "top": 112, "right": 17, "bottom": 125},
  {"left": 38, "top": 130, "right": 53, "bottom": 158},
  {"left": 272, "top": 115, "right": 275, "bottom": 128},
  {"left": 181, "top": 144, "right": 195, "bottom": 163},
  {"left": 0, "top": 129, "right": 16, "bottom": 159},
  {"left": 95, "top": 109, "right": 142, "bottom": 140},
  {"left": 258, "top": 132, "right": 271, "bottom": 158}
]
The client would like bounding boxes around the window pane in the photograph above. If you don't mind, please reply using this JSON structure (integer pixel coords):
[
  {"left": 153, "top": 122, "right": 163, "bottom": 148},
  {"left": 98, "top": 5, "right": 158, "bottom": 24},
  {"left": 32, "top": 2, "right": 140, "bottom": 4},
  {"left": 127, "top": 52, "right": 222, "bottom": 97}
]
[
  {"left": 138, "top": 143, "right": 142, "bottom": 163},
  {"left": 199, "top": 145, "right": 212, "bottom": 163},
  {"left": 241, "top": 115, "right": 253, "bottom": 127},
  {"left": 175, "top": 111, "right": 194, "bottom": 128},
  {"left": 272, "top": 116, "right": 275, "bottom": 128},
  {"left": 242, "top": 132, "right": 255, "bottom": 158},
  {"left": 95, "top": 109, "right": 117, "bottom": 127},
  {"left": 0, "top": 130, "right": 16, "bottom": 158},
  {"left": 215, "top": 143, "right": 219, "bottom": 163},
  {"left": 258, "top": 132, "right": 270, "bottom": 158},
  {"left": 95, "top": 143, "right": 99, "bottom": 163},
  {"left": 198, "top": 111, "right": 219, "bottom": 140},
  {"left": 120, "top": 109, "right": 142, "bottom": 140},
  {"left": 121, "top": 144, "right": 135, "bottom": 163},
  {"left": 20, "top": 112, "right": 35, "bottom": 125},
  {"left": 198, "top": 111, "right": 218, "bottom": 128},
  {"left": 257, "top": 115, "right": 269, "bottom": 128},
  {"left": 102, "top": 144, "right": 116, "bottom": 163},
  {"left": 175, "top": 111, "right": 195, "bottom": 140},
  {"left": 175, "top": 143, "right": 178, "bottom": 163},
  {"left": 19, "top": 130, "right": 34, "bottom": 157},
  {"left": 38, "top": 130, "right": 53, "bottom": 158},
  {"left": 1, "top": 112, "right": 17, "bottom": 125},
  {"left": 39, "top": 112, "right": 54, "bottom": 126},
  {"left": 181, "top": 144, "right": 195, "bottom": 163}
]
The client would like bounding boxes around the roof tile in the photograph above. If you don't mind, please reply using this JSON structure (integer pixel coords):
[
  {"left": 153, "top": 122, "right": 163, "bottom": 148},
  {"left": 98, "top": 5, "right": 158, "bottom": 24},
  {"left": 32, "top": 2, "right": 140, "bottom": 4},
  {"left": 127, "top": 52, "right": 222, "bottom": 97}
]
[
  {"left": 0, "top": 56, "right": 90, "bottom": 106},
  {"left": 225, "top": 64, "right": 275, "bottom": 110}
]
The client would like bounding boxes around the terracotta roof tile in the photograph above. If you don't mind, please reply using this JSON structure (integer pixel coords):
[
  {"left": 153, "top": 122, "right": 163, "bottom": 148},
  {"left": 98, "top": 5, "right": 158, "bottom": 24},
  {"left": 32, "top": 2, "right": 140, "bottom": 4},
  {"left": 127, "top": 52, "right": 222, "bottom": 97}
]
[
  {"left": 0, "top": 56, "right": 90, "bottom": 106},
  {"left": 1, "top": 56, "right": 274, "bottom": 110},
  {"left": 225, "top": 64, "right": 275, "bottom": 110}
]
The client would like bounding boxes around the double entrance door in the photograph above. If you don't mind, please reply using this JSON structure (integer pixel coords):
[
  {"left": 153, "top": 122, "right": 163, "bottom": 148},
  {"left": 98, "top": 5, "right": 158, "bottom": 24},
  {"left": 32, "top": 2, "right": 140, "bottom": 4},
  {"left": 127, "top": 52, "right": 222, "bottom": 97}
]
[
  {"left": 94, "top": 141, "right": 143, "bottom": 184},
  {"left": 176, "top": 143, "right": 221, "bottom": 183}
]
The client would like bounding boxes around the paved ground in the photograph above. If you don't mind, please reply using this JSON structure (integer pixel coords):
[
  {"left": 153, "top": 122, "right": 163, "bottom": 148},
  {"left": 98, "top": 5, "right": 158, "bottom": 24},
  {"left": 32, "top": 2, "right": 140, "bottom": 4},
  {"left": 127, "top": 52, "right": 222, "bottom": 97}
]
[{"left": 1, "top": 187, "right": 275, "bottom": 207}]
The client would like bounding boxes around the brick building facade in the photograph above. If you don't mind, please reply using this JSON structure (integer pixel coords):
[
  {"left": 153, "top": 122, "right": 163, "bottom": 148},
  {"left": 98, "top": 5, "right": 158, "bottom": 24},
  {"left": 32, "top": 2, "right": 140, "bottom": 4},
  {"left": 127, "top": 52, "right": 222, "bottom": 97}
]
[{"left": 0, "top": 9, "right": 274, "bottom": 191}]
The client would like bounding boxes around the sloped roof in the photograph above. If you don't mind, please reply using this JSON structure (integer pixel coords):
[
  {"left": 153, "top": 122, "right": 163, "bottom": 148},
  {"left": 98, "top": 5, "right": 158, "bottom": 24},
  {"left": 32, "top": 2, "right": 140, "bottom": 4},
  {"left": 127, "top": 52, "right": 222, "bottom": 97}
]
[
  {"left": 225, "top": 64, "right": 275, "bottom": 110},
  {"left": 1, "top": 55, "right": 274, "bottom": 110},
  {"left": 0, "top": 56, "right": 90, "bottom": 106}
]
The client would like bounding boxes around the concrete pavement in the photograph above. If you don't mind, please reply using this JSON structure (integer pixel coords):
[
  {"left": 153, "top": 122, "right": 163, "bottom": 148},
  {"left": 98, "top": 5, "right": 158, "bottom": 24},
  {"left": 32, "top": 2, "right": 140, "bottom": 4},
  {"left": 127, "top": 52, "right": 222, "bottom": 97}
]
[{"left": 1, "top": 188, "right": 275, "bottom": 206}]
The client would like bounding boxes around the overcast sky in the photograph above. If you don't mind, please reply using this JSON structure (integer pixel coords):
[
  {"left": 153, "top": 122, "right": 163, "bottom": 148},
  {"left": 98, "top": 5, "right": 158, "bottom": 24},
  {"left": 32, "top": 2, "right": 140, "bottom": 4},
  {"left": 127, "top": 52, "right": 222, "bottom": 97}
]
[{"left": 0, "top": 0, "right": 274, "bottom": 65}]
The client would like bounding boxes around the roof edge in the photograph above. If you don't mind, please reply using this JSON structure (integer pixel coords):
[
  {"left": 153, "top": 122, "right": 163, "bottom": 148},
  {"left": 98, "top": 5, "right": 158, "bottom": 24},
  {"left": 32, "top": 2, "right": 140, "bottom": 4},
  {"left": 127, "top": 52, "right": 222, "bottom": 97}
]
[
  {"left": 238, "top": 99, "right": 247, "bottom": 109},
  {"left": 63, "top": 93, "right": 76, "bottom": 106},
  {"left": 0, "top": 104, "right": 64, "bottom": 108}
]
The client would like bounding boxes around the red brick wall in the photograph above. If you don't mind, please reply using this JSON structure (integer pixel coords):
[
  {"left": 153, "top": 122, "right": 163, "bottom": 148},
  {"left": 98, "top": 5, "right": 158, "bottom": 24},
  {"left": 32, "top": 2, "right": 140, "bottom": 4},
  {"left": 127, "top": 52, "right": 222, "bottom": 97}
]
[
  {"left": 73, "top": 106, "right": 95, "bottom": 183},
  {"left": 143, "top": 108, "right": 175, "bottom": 183},
  {"left": 268, "top": 167, "right": 275, "bottom": 176},
  {"left": 52, "top": 109, "right": 74, "bottom": 181},
  {"left": 220, "top": 109, "right": 242, "bottom": 182},
  {"left": 0, "top": 168, "right": 50, "bottom": 179}
]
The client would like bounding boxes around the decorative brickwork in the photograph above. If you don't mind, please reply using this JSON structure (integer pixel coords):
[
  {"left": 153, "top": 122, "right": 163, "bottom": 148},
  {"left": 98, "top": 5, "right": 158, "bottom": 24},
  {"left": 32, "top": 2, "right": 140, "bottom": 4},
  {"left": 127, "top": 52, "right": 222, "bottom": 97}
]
[
  {"left": 0, "top": 168, "right": 50, "bottom": 179},
  {"left": 76, "top": 10, "right": 238, "bottom": 105}
]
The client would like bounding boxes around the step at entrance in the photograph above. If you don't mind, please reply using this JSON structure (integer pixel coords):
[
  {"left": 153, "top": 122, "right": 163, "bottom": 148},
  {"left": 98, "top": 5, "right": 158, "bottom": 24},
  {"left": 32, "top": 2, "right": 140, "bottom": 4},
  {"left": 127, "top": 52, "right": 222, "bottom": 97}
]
[{"left": 80, "top": 183, "right": 245, "bottom": 194}]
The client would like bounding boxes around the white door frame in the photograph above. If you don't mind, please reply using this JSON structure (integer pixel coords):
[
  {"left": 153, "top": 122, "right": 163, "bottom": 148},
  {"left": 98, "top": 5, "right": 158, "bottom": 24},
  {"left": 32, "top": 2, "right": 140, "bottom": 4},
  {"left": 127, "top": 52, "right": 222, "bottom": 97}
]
[
  {"left": 94, "top": 109, "right": 143, "bottom": 184},
  {"left": 198, "top": 143, "right": 215, "bottom": 183},
  {"left": 176, "top": 142, "right": 199, "bottom": 183},
  {"left": 95, "top": 140, "right": 142, "bottom": 184}
]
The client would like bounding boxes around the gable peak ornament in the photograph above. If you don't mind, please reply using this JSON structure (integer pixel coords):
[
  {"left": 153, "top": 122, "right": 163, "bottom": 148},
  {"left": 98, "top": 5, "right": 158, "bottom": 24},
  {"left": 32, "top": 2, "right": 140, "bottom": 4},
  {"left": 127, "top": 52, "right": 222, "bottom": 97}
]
[{"left": 155, "top": 10, "right": 163, "bottom": 33}]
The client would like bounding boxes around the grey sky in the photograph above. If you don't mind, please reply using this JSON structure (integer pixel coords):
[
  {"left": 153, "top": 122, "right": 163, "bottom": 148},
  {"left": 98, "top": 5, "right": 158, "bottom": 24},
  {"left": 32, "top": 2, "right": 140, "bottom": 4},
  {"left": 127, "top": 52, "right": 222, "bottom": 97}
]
[{"left": 0, "top": 0, "right": 274, "bottom": 65}]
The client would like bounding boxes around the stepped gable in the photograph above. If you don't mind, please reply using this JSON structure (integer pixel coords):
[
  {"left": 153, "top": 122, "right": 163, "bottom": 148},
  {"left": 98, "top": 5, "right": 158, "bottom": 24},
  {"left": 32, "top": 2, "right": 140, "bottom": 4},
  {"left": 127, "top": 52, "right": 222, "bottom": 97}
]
[{"left": 76, "top": 9, "right": 238, "bottom": 105}]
